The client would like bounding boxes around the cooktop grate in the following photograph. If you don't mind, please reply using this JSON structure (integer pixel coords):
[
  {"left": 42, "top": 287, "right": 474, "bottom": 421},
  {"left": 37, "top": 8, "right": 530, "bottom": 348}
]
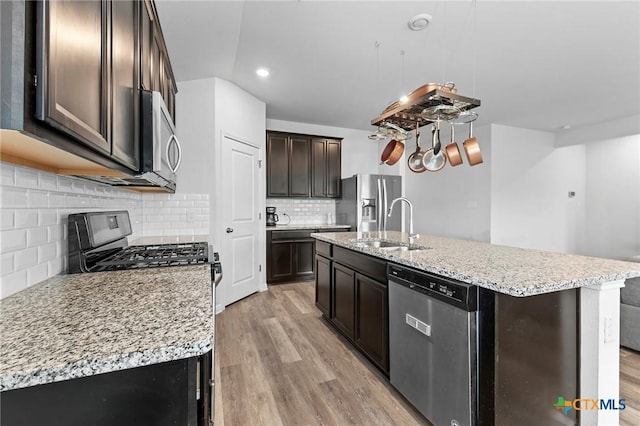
[{"left": 93, "top": 242, "right": 209, "bottom": 271}]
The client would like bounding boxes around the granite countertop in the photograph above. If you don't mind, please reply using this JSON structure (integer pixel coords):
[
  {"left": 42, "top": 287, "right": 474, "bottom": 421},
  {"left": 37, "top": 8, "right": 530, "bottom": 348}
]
[
  {"left": 312, "top": 231, "right": 640, "bottom": 297},
  {"left": 0, "top": 265, "right": 213, "bottom": 392},
  {"left": 266, "top": 224, "right": 351, "bottom": 231}
]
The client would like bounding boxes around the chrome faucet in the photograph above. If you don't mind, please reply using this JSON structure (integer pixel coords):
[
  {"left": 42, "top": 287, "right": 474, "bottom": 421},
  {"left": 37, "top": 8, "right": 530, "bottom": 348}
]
[{"left": 387, "top": 197, "right": 419, "bottom": 244}]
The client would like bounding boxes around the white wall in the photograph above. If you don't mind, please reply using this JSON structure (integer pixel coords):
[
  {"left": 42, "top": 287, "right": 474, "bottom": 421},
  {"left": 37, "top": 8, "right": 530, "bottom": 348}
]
[
  {"left": 175, "top": 78, "right": 215, "bottom": 195},
  {"left": 266, "top": 119, "right": 379, "bottom": 177},
  {"left": 582, "top": 134, "right": 640, "bottom": 259},
  {"left": 404, "top": 124, "right": 492, "bottom": 242},
  {"left": 177, "top": 77, "right": 267, "bottom": 312},
  {"left": 490, "top": 125, "right": 586, "bottom": 253}
]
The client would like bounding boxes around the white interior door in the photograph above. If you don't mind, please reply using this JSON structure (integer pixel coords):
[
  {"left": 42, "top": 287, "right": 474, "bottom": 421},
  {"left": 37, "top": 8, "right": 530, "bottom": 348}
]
[{"left": 221, "top": 136, "right": 261, "bottom": 305}]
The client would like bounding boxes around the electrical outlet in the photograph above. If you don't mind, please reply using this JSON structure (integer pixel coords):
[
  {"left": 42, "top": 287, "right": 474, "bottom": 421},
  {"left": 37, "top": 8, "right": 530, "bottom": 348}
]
[{"left": 604, "top": 316, "right": 615, "bottom": 343}]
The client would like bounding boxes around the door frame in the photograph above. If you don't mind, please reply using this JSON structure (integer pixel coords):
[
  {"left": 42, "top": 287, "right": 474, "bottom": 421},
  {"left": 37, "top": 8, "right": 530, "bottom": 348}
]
[{"left": 214, "top": 131, "right": 267, "bottom": 313}]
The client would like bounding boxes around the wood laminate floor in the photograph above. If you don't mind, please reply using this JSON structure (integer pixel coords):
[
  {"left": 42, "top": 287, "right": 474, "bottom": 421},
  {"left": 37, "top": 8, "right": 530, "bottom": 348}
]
[{"left": 214, "top": 282, "right": 640, "bottom": 426}]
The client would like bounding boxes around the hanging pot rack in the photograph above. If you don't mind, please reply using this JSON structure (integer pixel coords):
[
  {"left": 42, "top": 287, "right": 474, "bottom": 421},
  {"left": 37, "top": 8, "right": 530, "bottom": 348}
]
[{"left": 371, "top": 86, "right": 481, "bottom": 132}]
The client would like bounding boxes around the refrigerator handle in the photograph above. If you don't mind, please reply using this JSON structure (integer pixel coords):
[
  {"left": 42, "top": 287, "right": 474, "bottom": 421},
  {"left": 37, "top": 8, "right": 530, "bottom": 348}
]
[
  {"left": 382, "top": 179, "right": 388, "bottom": 231},
  {"left": 377, "top": 179, "right": 382, "bottom": 231}
]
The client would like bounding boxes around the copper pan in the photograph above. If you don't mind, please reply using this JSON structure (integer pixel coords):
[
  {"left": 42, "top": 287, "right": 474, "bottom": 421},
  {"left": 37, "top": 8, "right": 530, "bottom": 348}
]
[
  {"left": 462, "top": 122, "right": 483, "bottom": 166},
  {"left": 380, "top": 139, "right": 405, "bottom": 166},
  {"left": 445, "top": 122, "right": 463, "bottom": 167}
]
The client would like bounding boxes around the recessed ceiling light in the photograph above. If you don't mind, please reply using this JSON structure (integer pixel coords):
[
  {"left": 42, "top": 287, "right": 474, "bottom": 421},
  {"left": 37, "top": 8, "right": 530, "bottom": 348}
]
[
  {"left": 561, "top": 124, "right": 572, "bottom": 130},
  {"left": 256, "top": 68, "right": 270, "bottom": 77},
  {"left": 408, "top": 13, "right": 432, "bottom": 31}
]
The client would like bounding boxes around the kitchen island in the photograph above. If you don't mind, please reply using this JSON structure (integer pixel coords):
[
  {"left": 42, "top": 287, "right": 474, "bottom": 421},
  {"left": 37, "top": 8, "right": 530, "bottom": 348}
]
[
  {"left": 313, "top": 231, "right": 640, "bottom": 426},
  {"left": 0, "top": 264, "right": 213, "bottom": 424}
]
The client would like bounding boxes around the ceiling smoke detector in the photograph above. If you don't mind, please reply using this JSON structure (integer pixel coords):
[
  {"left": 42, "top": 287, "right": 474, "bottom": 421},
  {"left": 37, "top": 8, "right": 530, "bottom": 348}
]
[{"left": 408, "top": 14, "right": 432, "bottom": 31}]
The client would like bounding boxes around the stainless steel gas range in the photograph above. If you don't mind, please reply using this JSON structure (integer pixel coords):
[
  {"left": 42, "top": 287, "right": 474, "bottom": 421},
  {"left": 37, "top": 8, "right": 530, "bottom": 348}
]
[{"left": 67, "top": 210, "right": 220, "bottom": 426}]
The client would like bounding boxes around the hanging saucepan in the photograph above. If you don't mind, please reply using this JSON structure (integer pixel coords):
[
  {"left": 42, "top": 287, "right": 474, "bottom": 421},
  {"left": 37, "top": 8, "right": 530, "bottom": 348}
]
[
  {"left": 445, "top": 122, "right": 463, "bottom": 167},
  {"left": 463, "top": 121, "right": 483, "bottom": 166},
  {"left": 422, "top": 120, "right": 447, "bottom": 172},
  {"left": 407, "top": 125, "right": 427, "bottom": 173},
  {"left": 380, "top": 139, "right": 405, "bottom": 166}
]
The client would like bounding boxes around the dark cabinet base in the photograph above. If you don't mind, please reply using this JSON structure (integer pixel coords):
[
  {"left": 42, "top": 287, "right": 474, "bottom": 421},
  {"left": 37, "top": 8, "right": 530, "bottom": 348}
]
[{"left": 1, "top": 354, "right": 210, "bottom": 426}]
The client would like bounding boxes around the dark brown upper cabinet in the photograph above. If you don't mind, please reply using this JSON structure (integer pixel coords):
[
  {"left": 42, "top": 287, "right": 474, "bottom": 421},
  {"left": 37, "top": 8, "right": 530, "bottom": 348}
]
[
  {"left": 35, "top": 0, "right": 111, "bottom": 156},
  {"left": 29, "top": 0, "right": 176, "bottom": 174},
  {"left": 111, "top": 0, "right": 140, "bottom": 170},
  {"left": 267, "top": 131, "right": 342, "bottom": 198},
  {"left": 312, "top": 137, "right": 342, "bottom": 198}
]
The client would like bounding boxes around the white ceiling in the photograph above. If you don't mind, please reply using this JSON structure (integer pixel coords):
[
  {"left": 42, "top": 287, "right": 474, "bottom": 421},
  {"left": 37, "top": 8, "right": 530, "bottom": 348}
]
[{"left": 155, "top": 1, "right": 640, "bottom": 135}]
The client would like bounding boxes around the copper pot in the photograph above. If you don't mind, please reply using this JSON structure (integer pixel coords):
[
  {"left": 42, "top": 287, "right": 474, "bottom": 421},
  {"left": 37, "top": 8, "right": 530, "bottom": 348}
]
[
  {"left": 380, "top": 139, "right": 404, "bottom": 166},
  {"left": 445, "top": 123, "right": 463, "bottom": 167},
  {"left": 463, "top": 122, "right": 483, "bottom": 166}
]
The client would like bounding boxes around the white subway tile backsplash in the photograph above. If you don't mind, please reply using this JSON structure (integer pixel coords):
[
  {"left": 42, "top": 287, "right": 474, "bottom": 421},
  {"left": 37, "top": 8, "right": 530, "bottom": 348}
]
[
  {"left": 49, "top": 193, "right": 66, "bottom": 208},
  {"left": 38, "top": 242, "right": 57, "bottom": 263},
  {"left": 38, "top": 173, "right": 58, "bottom": 191},
  {"left": 27, "top": 263, "right": 48, "bottom": 286},
  {"left": 47, "top": 256, "right": 64, "bottom": 277},
  {"left": 0, "top": 270, "right": 28, "bottom": 299},
  {"left": 1, "top": 229, "right": 27, "bottom": 251},
  {"left": 1, "top": 210, "right": 14, "bottom": 230},
  {"left": 15, "top": 168, "right": 39, "bottom": 189},
  {"left": 1, "top": 163, "right": 210, "bottom": 299},
  {"left": 27, "top": 227, "right": 48, "bottom": 247},
  {"left": 15, "top": 247, "right": 38, "bottom": 270},
  {"left": 1, "top": 252, "right": 14, "bottom": 276},
  {"left": 1, "top": 164, "right": 15, "bottom": 186},
  {"left": 27, "top": 190, "right": 49, "bottom": 208},
  {"left": 39, "top": 210, "right": 58, "bottom": 226},
  {"left": 15, "top": 209, "right": 38, "bottom": 229},
  {"left": 267, "top": 198, "right": 337, "bottom": 225},
  {"left": 1, "top": 186, "right": 29, "bottom": 208}
]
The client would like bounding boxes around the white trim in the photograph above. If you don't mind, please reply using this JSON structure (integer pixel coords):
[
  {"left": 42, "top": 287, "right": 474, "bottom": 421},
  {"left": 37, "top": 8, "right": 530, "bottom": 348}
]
[{"left": 579, "top": 279, "right": 625, "bottom": 426}]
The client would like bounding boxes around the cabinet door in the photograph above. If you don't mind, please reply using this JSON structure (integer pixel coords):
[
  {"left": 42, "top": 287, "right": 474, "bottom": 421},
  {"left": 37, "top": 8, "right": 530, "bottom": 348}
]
[
  {"left": 151, "top": 29, "right": 162, "bottom": 93},
  {"left": 266, "top": 133, "right": 289, "bottom": 197},
  {"left": 356, "top": 274, "right": 388, "bottom": 372},
  {"left": 315, "top": 255, "right": 331, "bottom": 317},
  {"left": 268, "top": 241, "right": 294, "bottom": 282},
  {"left": 311, "top": 138, "right": 327, "bottom": 197},
  {"left": 38, "top": 0, "right": 110, "bottom": 154},
  {"left": 289, "top": 136, "right": 311, "bottom": 196},
  {"left": 140, "top": 0, "right": 153, "bottom": 91},
  {"left": 111, "top": 0, "right": 139, "bottom": 170},
  {"left": 294, "top": 240, "right": 315, "bottom": 277},
  {"left": 326, "top": 139, "right": 342, "bottom": 198},
  {"left": 332, "top": 263, "right": 356, "bottom": 339}
]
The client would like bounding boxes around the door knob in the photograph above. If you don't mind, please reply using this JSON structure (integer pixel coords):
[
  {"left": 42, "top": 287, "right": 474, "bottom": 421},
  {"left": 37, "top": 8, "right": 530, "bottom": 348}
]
[{"left": 226, "top": 228, "right": 234, "bottom": 233}]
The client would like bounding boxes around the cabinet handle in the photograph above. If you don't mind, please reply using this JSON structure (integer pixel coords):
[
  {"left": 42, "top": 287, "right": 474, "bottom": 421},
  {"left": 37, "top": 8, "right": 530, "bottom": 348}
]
[
  {"left": 226, "top": 228, "right": 234, "bottom": 233},
  {"left": 166, "top": 134, "right": 183, "bottom": 173}
]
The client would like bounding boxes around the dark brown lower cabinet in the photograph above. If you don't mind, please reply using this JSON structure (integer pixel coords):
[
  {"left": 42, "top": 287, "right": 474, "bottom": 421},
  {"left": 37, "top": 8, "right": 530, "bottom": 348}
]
[
  {"left": 316, "top": 242, "right": 389, "bottom": 375},
  {"left": 268, "top": 240, "right": 315, "bottom": 283},
  {"left": 332, "top": 263, "right": 356, "bottom": 339},
  {"left": 355, "top": 273, "right": 388, "bottom": 372},
  {"left": 315, "top": 254, "right": 331, "bottom": 317}
]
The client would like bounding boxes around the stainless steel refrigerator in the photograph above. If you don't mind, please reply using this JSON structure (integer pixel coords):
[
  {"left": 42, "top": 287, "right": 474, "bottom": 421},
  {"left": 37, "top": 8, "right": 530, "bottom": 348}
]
[{"left": 336, "top": 174, "right": 403, "bottom": 232}]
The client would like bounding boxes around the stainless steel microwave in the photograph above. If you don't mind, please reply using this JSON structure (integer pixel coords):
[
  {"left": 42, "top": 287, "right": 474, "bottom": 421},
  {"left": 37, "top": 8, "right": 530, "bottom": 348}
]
[
  {"left": 139, "top": 90, "right": 182, "bottom": 190},
  {"left": 69, "top": 91, "right": 181, "bottom": 192}
]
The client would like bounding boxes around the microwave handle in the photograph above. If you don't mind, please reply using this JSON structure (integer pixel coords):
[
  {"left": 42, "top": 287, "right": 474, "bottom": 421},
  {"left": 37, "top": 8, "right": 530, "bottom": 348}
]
[{"left": 166, "top": 134, "right": 182, "bottom": 173}]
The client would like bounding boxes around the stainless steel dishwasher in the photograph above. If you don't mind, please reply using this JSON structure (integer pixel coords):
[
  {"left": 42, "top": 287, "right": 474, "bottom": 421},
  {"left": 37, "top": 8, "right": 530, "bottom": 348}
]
[{"left": 388, "top": 264, "right": 478, "bottom": 426}]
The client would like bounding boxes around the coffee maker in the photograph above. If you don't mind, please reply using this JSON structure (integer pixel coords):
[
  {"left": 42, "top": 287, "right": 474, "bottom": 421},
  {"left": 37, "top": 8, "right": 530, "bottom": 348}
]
[{"left": 266, "top": 207, "right": 279, "bottom": 226}]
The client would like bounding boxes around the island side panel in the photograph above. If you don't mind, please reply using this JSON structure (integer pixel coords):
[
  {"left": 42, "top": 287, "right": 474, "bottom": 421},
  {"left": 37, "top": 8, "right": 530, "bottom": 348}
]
[
  {"left": 494, "top": 289, "right": 578, "bottom": 425},
  {"left": 579, "top": 280, "right": 625, "bottom": 426}
]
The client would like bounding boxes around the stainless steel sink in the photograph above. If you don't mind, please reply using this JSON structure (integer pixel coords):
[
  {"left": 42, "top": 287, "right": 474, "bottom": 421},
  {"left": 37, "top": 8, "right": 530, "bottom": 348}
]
[
  {"left": 354, "top": 240, "right": 400, "bottom": 248},
  {"left": 352, "top": 239, "right": 429, "bottom": 252}
]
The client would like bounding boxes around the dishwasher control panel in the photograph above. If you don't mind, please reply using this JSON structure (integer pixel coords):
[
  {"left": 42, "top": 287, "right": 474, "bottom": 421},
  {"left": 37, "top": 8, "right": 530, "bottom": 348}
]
[{"left": 387, "top": 264, "right": 477, "bottom": 311}]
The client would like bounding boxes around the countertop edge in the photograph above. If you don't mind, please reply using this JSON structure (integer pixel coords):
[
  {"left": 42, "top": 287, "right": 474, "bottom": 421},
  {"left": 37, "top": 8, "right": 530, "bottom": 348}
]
[
  {"left": 266, "top": 224, "right": 351, "bottom": 231},
  {"left": 0, "top": 338, "right": 214, "bottom": 392},
  {"left": 312, "top": 233, "right": 640, "bottom": 297}
]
